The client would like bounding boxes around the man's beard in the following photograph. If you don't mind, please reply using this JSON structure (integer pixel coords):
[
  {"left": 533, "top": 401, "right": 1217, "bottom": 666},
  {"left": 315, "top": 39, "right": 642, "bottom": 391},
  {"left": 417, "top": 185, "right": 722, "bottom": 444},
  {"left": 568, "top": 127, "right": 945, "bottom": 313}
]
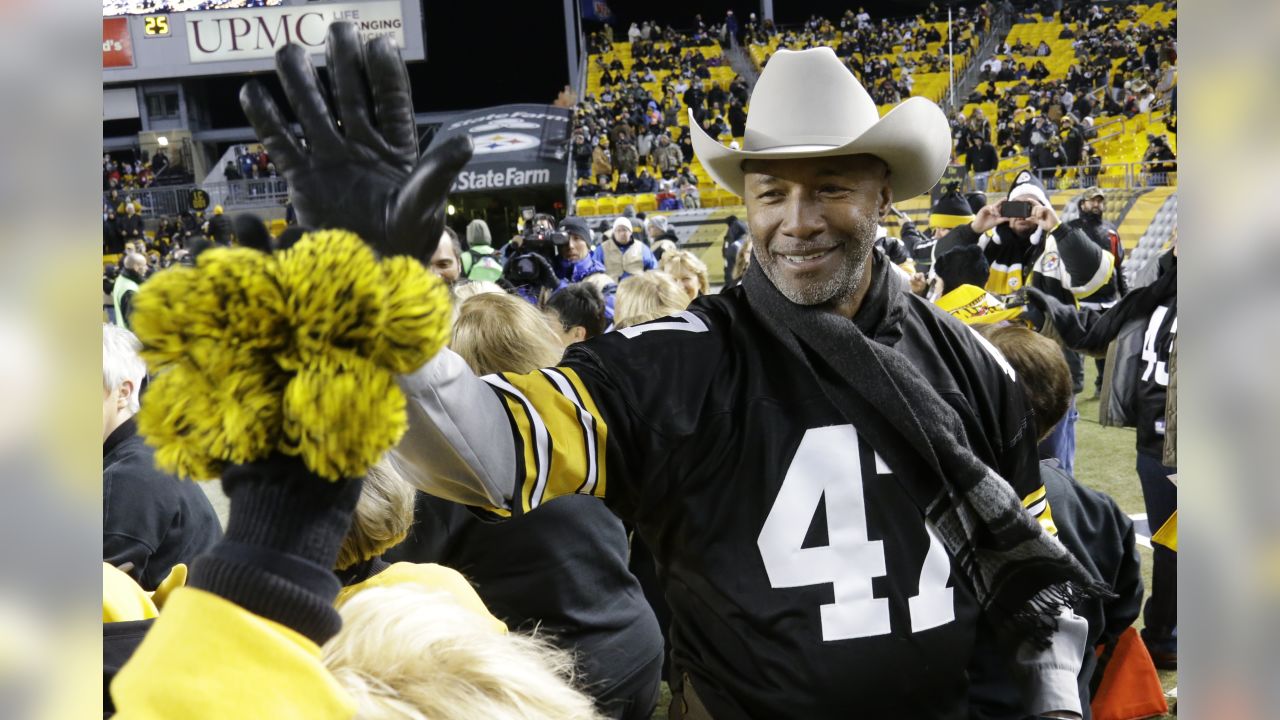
[{"left": 755, "top": 212, "right": 879, "bottom": 307}]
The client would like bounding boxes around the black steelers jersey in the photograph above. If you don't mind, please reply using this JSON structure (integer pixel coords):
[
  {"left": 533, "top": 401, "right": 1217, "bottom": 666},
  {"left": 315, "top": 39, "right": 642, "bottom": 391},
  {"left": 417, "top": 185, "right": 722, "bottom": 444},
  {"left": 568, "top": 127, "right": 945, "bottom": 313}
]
[
  {"left": 479, "top": 285, "right": 1050, "bottom": 719},
  {"left": 1135, "top": 296, "right": 1177, "bottom": 457}
]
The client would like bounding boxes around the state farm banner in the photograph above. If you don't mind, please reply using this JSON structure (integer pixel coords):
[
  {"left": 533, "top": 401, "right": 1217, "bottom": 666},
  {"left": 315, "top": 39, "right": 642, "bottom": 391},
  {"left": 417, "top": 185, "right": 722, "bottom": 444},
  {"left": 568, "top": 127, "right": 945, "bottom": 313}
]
[
  {"left": 186, "top": 1, "right": 405, "bottom": 64},
  {"left": 103, "top": 17, "right": 134, "bottom": 69},
  {"left": 430, "top": 105, "right": 572, "bottom": 194}
]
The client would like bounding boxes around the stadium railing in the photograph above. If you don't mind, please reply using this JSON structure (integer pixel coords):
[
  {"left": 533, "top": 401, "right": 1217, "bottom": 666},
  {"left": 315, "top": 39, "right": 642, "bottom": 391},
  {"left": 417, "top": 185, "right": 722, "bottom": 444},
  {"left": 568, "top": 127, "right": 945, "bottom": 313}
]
[{"left": 107, "top": 179, "right": 289, "bottom": 217}]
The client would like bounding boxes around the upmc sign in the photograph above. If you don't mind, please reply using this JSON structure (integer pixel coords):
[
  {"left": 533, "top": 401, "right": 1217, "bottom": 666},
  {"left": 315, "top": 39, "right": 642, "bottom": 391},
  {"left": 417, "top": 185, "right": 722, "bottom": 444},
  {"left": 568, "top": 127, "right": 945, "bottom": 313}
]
[
  {"left": 185, "top": 1, "right": 405, "bottom": 64},
  {"left": 103, "top": 17, "right": 134, "bottom": 69}
]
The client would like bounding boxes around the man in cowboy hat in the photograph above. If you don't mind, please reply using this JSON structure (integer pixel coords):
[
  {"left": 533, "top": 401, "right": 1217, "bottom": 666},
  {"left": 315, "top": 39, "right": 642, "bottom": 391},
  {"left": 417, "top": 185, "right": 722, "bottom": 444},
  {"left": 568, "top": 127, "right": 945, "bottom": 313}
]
[{"left": 244, "top": 29, "right": 1096, "bottom": 719}]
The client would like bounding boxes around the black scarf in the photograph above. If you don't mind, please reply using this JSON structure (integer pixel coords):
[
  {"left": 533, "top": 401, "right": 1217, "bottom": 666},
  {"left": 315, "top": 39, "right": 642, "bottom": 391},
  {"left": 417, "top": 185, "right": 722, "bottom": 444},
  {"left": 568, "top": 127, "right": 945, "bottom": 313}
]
[{"left": 742, "top": 251, "right": 1110, "bottom": 647}]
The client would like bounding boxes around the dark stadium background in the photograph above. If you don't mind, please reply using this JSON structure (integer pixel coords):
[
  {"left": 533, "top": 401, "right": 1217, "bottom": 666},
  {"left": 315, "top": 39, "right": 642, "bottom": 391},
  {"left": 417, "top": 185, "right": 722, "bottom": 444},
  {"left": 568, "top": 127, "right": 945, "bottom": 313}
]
[{"left": 167, "top": 0, "right": 945, "bottom": 132}]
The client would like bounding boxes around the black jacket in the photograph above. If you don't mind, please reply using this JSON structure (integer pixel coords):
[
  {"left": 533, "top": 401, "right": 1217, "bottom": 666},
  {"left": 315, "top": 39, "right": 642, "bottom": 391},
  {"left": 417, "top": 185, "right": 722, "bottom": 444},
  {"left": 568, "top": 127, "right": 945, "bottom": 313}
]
[
  {"left": 386, "top": 494, "right": 663, "bottom": 712},
  {"left": 207, "top": 214, "right": 234, "bottom": 245},
  {"left": 103, "top": 417, "right": 223, "bottom": 590}
]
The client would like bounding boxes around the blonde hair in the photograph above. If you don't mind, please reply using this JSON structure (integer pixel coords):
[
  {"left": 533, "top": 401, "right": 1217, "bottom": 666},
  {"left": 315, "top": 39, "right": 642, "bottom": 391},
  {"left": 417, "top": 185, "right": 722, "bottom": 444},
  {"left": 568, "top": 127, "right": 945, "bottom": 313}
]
[
  {"left": 732, "top": 236, "right": 754, "bottom": 282},
  {"left": 324, "top": 584, "right": 604, "bottom": 720},
  {"left": 659, "top": 250, "right": 710, "bottom": 295},
  {"left": 335, "top": 459, "right": 416, "bottom": 571},
  {"left": 452, "top": 293, "right": 564, "bottom": 375},
  {"left": 451, "top": 280, "right": 505, "bottom": 304},
  {"left": 614, "top": 271, "right": 690, "bottom": 329}
]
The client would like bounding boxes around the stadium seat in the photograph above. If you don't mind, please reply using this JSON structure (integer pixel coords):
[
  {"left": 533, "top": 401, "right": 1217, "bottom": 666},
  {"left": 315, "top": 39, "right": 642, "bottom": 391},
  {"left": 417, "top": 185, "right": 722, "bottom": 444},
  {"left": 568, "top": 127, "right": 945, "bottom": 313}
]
[{"left": 636, "top": 194, "right": 658, "bottom": 212}]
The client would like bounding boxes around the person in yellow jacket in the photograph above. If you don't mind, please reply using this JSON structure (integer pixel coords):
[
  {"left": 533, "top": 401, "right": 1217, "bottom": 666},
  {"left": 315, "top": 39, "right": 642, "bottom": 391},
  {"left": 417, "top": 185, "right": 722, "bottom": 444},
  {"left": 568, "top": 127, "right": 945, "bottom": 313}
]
[{"left": 109, "top": 456, "right": 602, "bottom": 719}]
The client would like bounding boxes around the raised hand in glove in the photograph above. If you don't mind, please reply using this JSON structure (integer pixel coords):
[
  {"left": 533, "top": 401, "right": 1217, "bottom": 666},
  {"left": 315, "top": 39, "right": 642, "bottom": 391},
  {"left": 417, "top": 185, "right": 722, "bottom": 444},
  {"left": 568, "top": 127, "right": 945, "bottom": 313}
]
[{"left": 239, "top": 22, "right": 472, "bottom": 261}]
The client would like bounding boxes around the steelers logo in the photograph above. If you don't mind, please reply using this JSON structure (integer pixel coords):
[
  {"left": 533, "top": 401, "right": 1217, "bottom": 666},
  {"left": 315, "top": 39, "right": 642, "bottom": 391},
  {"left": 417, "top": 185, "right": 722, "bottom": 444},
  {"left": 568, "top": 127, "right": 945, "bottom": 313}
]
[{"left": 471, "top": 132, "right": 541, "bottom": 154}]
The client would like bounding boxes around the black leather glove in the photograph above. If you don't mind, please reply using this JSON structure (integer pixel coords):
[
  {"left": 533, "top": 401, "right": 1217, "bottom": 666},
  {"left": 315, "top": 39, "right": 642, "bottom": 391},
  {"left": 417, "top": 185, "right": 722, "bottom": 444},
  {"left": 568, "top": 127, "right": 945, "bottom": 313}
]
[{"left": 239, "top": 22, "right": 472, "bottom": 261}]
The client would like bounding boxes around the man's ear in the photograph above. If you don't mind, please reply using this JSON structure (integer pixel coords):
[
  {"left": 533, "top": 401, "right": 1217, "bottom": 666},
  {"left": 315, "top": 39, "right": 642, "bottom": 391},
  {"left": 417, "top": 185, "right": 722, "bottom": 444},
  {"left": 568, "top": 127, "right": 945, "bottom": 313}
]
[
  {"left": 116, "top": 379, "right": 134, "bottom": 411},
  {"left": 878, "top": 180, "right": 894, "bottom": 220}
]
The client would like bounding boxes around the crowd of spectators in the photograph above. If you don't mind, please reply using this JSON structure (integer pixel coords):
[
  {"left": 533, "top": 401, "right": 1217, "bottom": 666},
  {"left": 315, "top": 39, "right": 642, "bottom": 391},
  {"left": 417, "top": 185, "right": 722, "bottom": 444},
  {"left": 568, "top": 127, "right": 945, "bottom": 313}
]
[
  {"left": 959, "top": 0, "right": 1176, "bottom": 187},
  {"left": 103, "top": 150, "right": 169, "bottom": 192},
  {"left": 573, "top": 19, "right": 751, "bottom": 207}
]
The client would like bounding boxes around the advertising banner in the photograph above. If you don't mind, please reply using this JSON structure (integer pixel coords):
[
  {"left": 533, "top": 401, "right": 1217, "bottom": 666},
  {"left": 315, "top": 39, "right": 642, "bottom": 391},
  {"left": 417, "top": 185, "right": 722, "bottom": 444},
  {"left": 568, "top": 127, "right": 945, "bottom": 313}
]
[
  {"left": 103, "top": 17, "right": 134, "bottom": 68},
  {"left": 185, "top": 0, "right": 404, "bottom": 64},
  {"left": 430, "top": 104, "right": 573, "bottom": 194}
]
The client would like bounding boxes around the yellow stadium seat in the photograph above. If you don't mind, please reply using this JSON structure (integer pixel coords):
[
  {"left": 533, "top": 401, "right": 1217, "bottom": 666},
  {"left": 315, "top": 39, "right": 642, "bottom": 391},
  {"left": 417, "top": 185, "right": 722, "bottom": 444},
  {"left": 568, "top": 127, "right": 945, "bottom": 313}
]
[
  {"left": 576, "top": 197, "right": 598, "bottom": 216},
  {"left": 636, "top": 194, "right": 658, "bottom": 212},
  {"left": 596, "top": 196, "right": 618, "bottom": 217}
]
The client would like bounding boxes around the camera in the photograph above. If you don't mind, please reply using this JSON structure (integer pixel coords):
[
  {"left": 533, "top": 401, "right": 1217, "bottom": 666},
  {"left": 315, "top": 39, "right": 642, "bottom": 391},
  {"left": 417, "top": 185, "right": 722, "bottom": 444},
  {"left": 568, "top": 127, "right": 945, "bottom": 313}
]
[
  {"left": 1000, "top": 200, "right": 1032, "bottom": 219},
  {"left": 521, "top": 220, "right": 569, "bottom": 256},
  {"left": 503, "top": 212, "right": 565, "bottom": 290}
]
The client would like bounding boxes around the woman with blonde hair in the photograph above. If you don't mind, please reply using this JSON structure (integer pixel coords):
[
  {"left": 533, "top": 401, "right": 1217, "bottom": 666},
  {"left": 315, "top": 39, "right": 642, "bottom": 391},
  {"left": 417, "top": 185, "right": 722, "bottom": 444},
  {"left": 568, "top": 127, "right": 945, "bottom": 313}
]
[
  {"left": 325, "top": 584, "right": 604, "bottom": 720},
  {"left": 659, "top": 249, "right": 710, "bottom": 302},
  {"left": 450, "top": 292, "right": 565, "bottom": 376},
  {"left": 613, "top": 271, "right": 691, "bottom": 329},
  {"left": 388, "top": 291, "right": 664, "bottom": 720}
]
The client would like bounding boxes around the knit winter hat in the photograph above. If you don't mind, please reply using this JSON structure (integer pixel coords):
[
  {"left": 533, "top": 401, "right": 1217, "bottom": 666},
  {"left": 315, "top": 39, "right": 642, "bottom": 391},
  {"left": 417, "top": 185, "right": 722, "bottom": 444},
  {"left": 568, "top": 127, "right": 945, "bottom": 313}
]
[
  {"left": 930, "top": 189, "right": 975, "bottom": 229},
  {"left": 934, "top": 244, "right": 990, "bottom": 292},
  {"left": 1006, "top": 170, "right": 1051, "bottom": 208}
]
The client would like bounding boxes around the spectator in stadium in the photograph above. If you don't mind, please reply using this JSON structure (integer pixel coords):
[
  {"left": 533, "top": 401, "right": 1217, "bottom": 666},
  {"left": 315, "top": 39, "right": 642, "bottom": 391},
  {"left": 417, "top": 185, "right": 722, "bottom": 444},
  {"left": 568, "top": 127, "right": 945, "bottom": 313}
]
[
  {"left": 612, "top": 271, "right": 690, "bottom": 329},
  {"left": 429, "top": 227, "right": 465, "bottom": 288},
  {"left": 660, "top": 250, "right": 711, "bottom": 303},
  {"left": 633, "top": 168, "right": 657, "bottom": 193},
  {"left": 613, "top": 136, "right": 639, "bottom": 179},
  {"left": 965, "top": 134, "right": 998, "bottom": 191},
  {"left": 103, "top": 208, "right": 123, "bottom": 254},
  {"left": 117, "top": 201, "right": 144, "bottom": 241},
  {"left": 573, "top": 131, "right": 593, "bottom": 178},
  {"left": 721, "top": 214, "right": 750, "bottom": 290},
  {"left": 644, "top": 214, "right": 678, "bottom": 247},
  {"left": 102, "top": 324, "right": 222, "bottom": 591},
  {"left": 592, "top": 216, "right": 656, "bottom": 281},
  {"left": 391, "top": 290, "right": 665, "bottom": 720},
  {"left": 556, "top": 216, "right": 607, "bottom": 282},
  {"left": 591, "top": 139, "right": 612, "bottom": 180},
  {"left": 545, "top": 282, "right": 609, "bottom": 347},
  {"left": 1023, "top": 243, "right": 1178, "bottom": 670},
  {"left": 325, "top": 584, "right": 606, "bottom": 720},
  {"left": 110, "top": 252, "right": 148, "bottom": 330},
  {"left": 1142, "top": 135, "right": 1176, "bottom": 185},
  {"left": 653, "top": 134, "right": 683, "bottom": 176},
  {"left": 458, "top": 218, "right": 503, "bottom": 283},
  {"left": 970, "top": 324, "right": 1144, "bottom": 717},
  {"left": 206, "top": 205, "right": 234, "bottom": 245}
]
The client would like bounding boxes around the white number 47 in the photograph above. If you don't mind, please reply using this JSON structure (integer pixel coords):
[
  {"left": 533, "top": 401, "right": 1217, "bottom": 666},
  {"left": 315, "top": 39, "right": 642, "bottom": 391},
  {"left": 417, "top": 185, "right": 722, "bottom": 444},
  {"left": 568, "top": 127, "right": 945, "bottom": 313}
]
[{"left": 757, "top": 425, "right": 955, "bottom": 641}]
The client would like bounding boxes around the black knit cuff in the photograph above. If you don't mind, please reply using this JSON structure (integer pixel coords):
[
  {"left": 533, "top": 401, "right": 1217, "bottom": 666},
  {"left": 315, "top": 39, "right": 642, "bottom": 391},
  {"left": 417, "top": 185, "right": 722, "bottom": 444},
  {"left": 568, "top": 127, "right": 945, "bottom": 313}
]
[{"left": 190, "top": 542, "right": 342, "bottom": 645}]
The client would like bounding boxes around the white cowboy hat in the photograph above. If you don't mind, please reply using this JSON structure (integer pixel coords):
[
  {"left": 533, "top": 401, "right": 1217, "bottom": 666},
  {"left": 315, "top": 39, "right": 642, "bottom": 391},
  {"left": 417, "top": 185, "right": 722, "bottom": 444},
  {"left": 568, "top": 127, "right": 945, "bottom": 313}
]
[{"left": 689, "top": 47, "right": 951, "bottom": 200}]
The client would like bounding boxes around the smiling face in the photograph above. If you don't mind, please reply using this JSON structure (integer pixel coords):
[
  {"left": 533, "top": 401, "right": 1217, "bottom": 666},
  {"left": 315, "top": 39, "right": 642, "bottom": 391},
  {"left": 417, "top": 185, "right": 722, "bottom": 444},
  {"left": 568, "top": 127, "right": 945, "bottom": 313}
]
[{"left": 743, "top": 154, "right": 890, "bottom": 313}]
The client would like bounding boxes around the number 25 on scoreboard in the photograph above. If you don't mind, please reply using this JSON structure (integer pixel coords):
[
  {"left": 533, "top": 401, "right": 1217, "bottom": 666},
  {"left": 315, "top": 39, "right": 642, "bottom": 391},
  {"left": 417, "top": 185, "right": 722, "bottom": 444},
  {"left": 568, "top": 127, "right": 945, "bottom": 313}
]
[{"left": 143, "top": 15, "right": 171, "bottom": 38}]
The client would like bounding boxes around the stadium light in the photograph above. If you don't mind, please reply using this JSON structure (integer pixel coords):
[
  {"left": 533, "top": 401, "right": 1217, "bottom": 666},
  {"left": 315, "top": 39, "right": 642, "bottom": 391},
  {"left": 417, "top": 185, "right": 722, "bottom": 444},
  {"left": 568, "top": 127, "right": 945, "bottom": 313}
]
[
  {"left": 446, "top": 204, "right": 456, "bottom": 216},
  {"left": 156, "top": 136, "right": 169, "bottom": 147}
]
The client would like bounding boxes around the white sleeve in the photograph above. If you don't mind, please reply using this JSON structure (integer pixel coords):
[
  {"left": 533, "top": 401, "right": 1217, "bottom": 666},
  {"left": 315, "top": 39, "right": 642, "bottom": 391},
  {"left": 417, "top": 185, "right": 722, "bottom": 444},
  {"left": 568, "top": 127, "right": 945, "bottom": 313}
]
[
  {"left": 1014, "top": 607, "right": 1088, "bottom": 717},
  {"left": 390, "top": 348, "right": 517, "bottom": 511}
]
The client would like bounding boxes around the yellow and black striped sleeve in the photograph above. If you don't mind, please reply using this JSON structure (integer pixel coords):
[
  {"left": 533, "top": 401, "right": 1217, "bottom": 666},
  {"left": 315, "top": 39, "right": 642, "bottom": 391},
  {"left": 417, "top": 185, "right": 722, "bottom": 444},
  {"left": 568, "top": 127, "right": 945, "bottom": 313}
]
[
  {"left": 481, "top": 366, "right": 609, "bottom": 516},
  {"left": 1021, "top": 485, "right": 1058, "bottom": 536}
]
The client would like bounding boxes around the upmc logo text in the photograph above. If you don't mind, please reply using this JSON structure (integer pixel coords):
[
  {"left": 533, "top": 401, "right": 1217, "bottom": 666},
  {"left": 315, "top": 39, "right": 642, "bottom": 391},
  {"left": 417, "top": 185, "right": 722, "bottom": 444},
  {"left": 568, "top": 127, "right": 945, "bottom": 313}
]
[
  {"left": 186, "top": 1, "right": 404, "bottom": 64},
  {"left": 103, "top": 18, "right": 134, "bottom": 68}
]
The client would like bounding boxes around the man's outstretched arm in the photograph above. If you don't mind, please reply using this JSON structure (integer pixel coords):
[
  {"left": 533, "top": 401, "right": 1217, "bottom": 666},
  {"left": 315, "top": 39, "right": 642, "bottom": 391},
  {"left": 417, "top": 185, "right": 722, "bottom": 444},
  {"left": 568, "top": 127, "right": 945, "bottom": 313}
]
[{"left": 391, "top": 348, "right": 517, "bottom": 511}]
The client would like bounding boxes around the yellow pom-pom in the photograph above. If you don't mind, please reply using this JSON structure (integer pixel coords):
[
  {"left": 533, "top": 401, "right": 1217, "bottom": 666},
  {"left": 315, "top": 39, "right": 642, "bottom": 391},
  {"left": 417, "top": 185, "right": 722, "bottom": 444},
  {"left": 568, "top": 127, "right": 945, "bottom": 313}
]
[
  {"left": 217, "top": 366, "right": 287, "bottom": 465},
  {"left": 276, "top": 230, "right": 386, "bottom": 365},
  {"left": 136, "top": 365, "right": 224, "bottom": 480},
  {"left": 281, "top": 358, "right": 408, "bottom": 481},
  {"left": 374, "top": 256, "right": 454, "bottom": 373},
  {"left": 193, "top": 247, "right": 287, "bottom": 353},
  {"left": 131, "top": 265, "right": 203, "bottom": 367}
]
